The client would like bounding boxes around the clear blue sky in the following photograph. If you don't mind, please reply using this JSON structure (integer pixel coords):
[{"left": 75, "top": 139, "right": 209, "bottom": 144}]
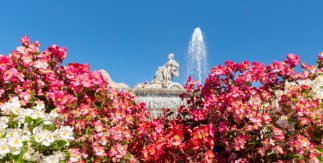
[{"left": 0, "top": 1, "right": 322, "bottom": 87}]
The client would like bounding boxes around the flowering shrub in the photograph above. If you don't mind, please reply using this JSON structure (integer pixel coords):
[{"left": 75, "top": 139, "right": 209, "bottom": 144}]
[
  {"left": 0, "top": 36, "right": 150, "bottom": 162},
  {"left": 1, "top": 36, "right": 322, "bottom": 162},
  {"left": 0, "top": 96, "right": 73, "bottom": 162},
  {"left": 143, "top": 53, "right": 322, "bottom": 162}
]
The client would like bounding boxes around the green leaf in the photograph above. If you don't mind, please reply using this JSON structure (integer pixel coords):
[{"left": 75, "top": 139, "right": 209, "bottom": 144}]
[
  {"left": 43, "top": 124, "right": 56, "bottom": 131},
  {"left": 13, "top": 150, "right": 24, "bottom": 163},
  {"left": 316, "top": 146, "right": 323, "bottom": 153},
  {"left": 124, "top": 152, "right": 131, "bottom": 159},
  {"left": 65, "top": 151, "right": 70, "bottom": 160},
  {"left": 317, "top": 156, "right": 323, "bottom": 163},
  {"left": 86, "top": 127, "right": 91, "bottom": 138},
  {"left": 291, "top": 153, "right": 303, "bottom": 160},
  {"left": 34, "top": 118, "right": 44, "bottom": 127},
  {"left": 25, "top": 116, "right": 33, "bottom": 125},
  {"left": 30, "top": 90, "right": 36, "bottom": 96},
  {"left": 68, "top": 102, "right": 77, "bottom": 108},
  {"left": 54, "top": 140, "right": 67, "bottom": 150},
  {"left": 267, "top": 149, "right": 275, "bottom": 156}
]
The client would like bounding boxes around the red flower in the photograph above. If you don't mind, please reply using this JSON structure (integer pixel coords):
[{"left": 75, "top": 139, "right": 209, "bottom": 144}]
[
  {"left": 169, "top": 129, "right": 184, "bottom": 146},
  {"left": 204, "top": 150, "right": 215, "bottom": 162}
]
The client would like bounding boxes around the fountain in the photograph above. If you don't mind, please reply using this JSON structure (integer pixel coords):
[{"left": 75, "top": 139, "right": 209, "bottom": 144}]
[
  {"left": 101, "top": 28, "right": 208, "bottom": 120},
  {"left": 186, "top": 27, "right": 207, "bottom": 84},
  {"left": 100, "top": 53, "right": 185, "bottom": 119}
]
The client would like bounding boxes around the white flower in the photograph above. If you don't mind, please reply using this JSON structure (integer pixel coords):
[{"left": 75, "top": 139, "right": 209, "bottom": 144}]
[
  {"left": 21, "top": 108, "right": 34, "bottom": 117},
  {"left": 0, "top": 117, "right": 9, "bottom": 124},
  {"left": 34, "top": 60, "right": 49, "bottom": 70},
  {"left": 34, "top": 133, "right": 46, "bottom": 143},
  {"left": 8, "top": 137, "right": 23, "bottom": 148},
  {"left": 9, "top": 106, "right": 21, "bottom": 115},
  {"left": 0, "top": 97, "right": 22, "bottom": 115},
  {"left": 23, "top": 151, "right": 33, "bottom": 161},
  {"left": 44, "top": 121, "right": 53, "bottom": 125},
  {"left": 0, "top": 129, "right": 5, "bottom": 137},
  {"left": 32, "top": 126, "right": 43, "bottom": 135},
  {"left": 270, "top": 99, "right": 281, "bottom": 113},
  {"left": 284, "top": 81, "right": 297, "bottom": 92},
  {"left": 9, "top": 97, "right": 21, "bottom": 108},
  {"left": 31, "top": 151, "right": 42, "bottom": 162},
  {"left": 0, "top": 117, "right": 8, "bottom": 129},
  {"left": 6, "top": 129, "right": 20, "bottom": 138},
  {"left": 10, "top": 147, "right": 21, "bottom": 155},
  {"left": 31, "top": 111, "right": 46, "bottom": 119},
  {"left": 42, "top": 132, "right": 55, "bottom": 146},
  {"left": 297, "top": 79, "right": 313, "bottom": 87},
  {"left": 46, "top": 108, "right": 59, "bottom": 122},
  {"left": 0, "top": 142, "right": 10, "bottom": 155},
  {"left": 58, "top": 126, "right": 74, "bottom": 140},
  {"left": 0, "top": 103, "right": 10, "bottom": 115},
  {"left": 21, "top": 135, "right": 30, "bottom": 142},
  {"left": 23, "top": 123, "right": 31, "bottom": 135},
  {"left": 34, "top": 101, "right": 45, "bottom": 111},
  {"left": 0, "top": 153, "right": 5, "bottom": 159},
  {"left": 311, "top": 75, "right": 323, "bottom": 99},
  {"left": 16, "top": 46, "right": 26, "bottom": 53},
  {"left": 42, "top": 155, "right": 59, "bottom": 163},
  {"left": 12, "top": 115, "right": 25, "bottom": 125},
  {"left": 53, "top": 151, "right": 65, "bottom": 160},
  {"left": 274, "top": 90, "right": 284, "bottom": 98}
]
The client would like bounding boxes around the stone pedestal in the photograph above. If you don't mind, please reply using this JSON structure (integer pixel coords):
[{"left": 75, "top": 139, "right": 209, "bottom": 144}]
[{"left": 133, "top": 88, "right": 185, "bottom": 120}]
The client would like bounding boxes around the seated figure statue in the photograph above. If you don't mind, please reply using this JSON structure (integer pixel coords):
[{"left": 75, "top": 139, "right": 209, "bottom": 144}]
[{"left": 135, "top": 53, "right": 183, "bottom": 89}]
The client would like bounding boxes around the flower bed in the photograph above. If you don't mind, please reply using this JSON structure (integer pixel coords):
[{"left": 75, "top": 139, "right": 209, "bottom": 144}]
[{"left": 0, "top": 36, "right": 322, "bottom": 162}]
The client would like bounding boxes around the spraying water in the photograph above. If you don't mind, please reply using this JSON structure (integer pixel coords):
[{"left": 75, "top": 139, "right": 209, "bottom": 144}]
[{"left": 186, "top": 27, "right": 207, "bottom": 84}]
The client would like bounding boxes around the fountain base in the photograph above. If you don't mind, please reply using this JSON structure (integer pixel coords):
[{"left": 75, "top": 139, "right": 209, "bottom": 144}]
[{"left": 133, "top": 88, "right": 185, "bottom": 120}]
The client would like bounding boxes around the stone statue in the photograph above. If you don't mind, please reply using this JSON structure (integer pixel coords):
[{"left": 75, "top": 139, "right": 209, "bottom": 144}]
[
  {"left": 135, "top": 53, "right": 183, "bottom": 89},
  {"left": 99, "top": 69, "right": 130, "bottom": 90}
]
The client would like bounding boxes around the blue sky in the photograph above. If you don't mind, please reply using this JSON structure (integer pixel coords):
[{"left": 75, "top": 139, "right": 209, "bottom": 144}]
[{"left": 0, "top": 1, "right": 322, "bottom": 87}]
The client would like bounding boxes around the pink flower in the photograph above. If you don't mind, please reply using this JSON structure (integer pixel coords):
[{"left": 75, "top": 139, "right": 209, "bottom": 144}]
[
  {"left": 80, "top": 73, "right": 92, "bottom": 88},
  {"left": 233, "top": 135, "right": 247, "bottom": 151},
  {"left": 109, "top": 144, "right": 127, "bottom": 160},
  {"left": 48, "top": 44, "right": 67, "bottom": 61},
  {"left": 20, "top": 35, "right": 30, "bottom": 46},
  {"left": 94, "top": 120, "right": 104, "bottom": 132},
  {"left": 218, "top": 122, "right": 229, "bottom": 133},
  {"left": 3, "top": 68, "right": 24, "bottom": 82},
  {"left": 192, "top": 109, "right": 206, "bottom": 121},
  {"left": 69, "top": 148, "right": 81, "bottom": 162},
  {"left": 318, "top": 52, "right": 323, "bottom": 61},
  {"left": 273, "top": 127, "right": 285, "bottom": 141},
  {"left": 274, "top": 145, "right": 284, "bottom": 155},
  {"left": 213, "top": 65, "right": 225, "bottom": 75},
  {"left": 93, "top": 145, "right": 107, "bottom": 157},
  {"left": 91, "top": 70, "right": 104, "bottom": 85},
  {"left": 297, "top": 135, "right": 310, "bottom": 148},
  {"left": 286, "top": 53, "right": 300, "bottom": 67},
  {"left": 258, "top": 147, "right": 266, "bottom": 157}
]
